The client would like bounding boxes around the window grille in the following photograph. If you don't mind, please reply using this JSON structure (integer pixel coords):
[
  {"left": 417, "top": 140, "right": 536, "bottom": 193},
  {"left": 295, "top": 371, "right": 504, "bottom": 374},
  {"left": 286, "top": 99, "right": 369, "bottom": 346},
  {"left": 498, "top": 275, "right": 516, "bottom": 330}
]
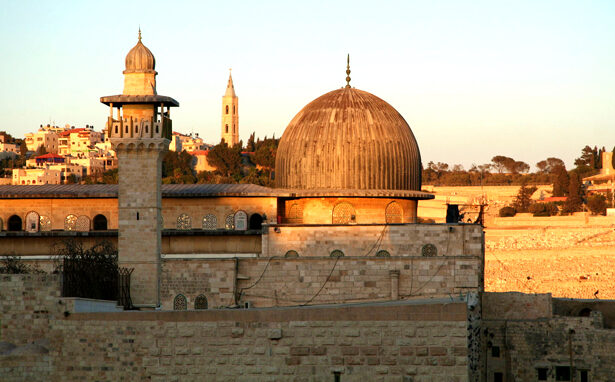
[
  {"left": 332, "top": 202, "right": 355, "bottom": 224},
  {"left": 177, "top": 213, "right": 191, "bottom": 230},
  {"left": 194, "top": 294, "right": 208, "bottom": 310},
  {"left": 39, "top": 216, "right": 52, "bottom": 231},
  {"left": 65, "top": 214, "right": 78, "bottom": 231},
  {"left": 173, "top": 294, "right": 187, "bottom": 311},
  {"left": 385, "top": 201, "right": 403, "bottom": 224},
  {"left": 202, "top": 214, "right": 217, "bottom": 230}
]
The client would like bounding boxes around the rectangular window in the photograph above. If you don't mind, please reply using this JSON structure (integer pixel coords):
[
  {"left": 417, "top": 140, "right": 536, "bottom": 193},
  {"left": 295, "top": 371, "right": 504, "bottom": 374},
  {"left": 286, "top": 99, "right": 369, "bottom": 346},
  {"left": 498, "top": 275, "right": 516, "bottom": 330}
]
[
  {"left": 556, "top": 366, "right": 571, "bottom": 381},
  {"left": 580, "top": 370, "right": 589, "bottom": 382},
  {"left": 537, "top": 368, "right": 548, "bottom": 380},
  {"left": 491, "top": 346, "right": 500, "bottom": 358},
  {"left": 493, "top": 372, "right": 503, "bottom": 382}
]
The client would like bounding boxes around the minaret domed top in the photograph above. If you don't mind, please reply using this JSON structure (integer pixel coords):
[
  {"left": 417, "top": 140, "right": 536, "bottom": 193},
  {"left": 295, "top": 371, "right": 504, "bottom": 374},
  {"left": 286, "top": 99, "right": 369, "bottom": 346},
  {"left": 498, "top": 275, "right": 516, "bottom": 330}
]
[{"left": 124, "top": 29, "right": 156, "bottom": 73}]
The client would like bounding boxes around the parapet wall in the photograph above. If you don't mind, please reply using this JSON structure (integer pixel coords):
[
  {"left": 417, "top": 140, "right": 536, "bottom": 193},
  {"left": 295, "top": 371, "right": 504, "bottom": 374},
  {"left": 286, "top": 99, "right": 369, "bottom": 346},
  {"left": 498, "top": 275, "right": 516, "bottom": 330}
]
[{"left": 263, "top": 223, "right": 483, "bottom": 258}]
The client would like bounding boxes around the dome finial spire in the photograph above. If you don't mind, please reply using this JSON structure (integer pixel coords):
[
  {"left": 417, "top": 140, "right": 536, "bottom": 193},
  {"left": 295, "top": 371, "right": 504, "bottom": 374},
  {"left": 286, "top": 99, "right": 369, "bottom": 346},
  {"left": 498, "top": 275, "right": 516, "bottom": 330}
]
[
  {"left": 138, "top": 26, "right": 142, "bottom": 41},
  {"left": 345, "top": 54, "right": 351, "bottom": 88}
]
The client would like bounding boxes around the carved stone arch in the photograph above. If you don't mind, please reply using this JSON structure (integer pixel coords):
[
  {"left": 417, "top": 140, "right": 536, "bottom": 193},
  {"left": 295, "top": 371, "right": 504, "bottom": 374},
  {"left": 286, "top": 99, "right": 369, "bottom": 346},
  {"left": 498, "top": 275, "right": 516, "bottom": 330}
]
[
  {"left": 25, "top": 211, "right": 40, "bottom": 232},
  {"left": 127, "top": 142, "right": 136, "bottom": 151},
  {"left": 148, "top": 142, "right": 156, "bottom": 149},
  {"left": 76, "top": 215, "right": 90, "bottom": 231},
  {"left": 116, "top": 142, "right": 125, "bottom": 150},
  {"left": 385, "top": 201, "right": 403, "bottom": 224},
  {"left": 332, "top": 202, "right": 356, "bottom": 224},
  {"left": 234, "top": 210, "right": 248, "bottom": 231},
  {"left": 136, "top": 142, "right": 145, "bottom": 151}
]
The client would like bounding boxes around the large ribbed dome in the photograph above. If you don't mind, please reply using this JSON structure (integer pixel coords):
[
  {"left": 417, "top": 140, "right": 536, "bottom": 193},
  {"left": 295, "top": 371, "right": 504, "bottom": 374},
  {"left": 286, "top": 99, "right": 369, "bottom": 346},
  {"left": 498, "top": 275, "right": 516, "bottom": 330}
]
[
  {"left": 275, "top": 87, "right": 422, "bottom": 191},
  {"left": 124, "top": 33, "right": 156, "bottom": 73}
]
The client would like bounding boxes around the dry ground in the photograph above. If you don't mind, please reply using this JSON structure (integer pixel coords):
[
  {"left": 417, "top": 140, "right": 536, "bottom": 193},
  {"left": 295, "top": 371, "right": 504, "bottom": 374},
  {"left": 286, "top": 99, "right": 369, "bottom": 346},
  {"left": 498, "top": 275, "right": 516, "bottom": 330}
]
[{"left": 485, "top": 228, "right": 615, "bottom": 299}]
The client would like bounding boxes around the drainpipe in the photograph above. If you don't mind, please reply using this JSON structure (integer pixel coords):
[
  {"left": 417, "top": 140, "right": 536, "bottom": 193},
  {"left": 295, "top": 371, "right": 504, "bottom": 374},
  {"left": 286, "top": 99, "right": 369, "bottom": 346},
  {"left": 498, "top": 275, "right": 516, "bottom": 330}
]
[{"left": 389, "top": 270, "right": 400, "bottom": 300}]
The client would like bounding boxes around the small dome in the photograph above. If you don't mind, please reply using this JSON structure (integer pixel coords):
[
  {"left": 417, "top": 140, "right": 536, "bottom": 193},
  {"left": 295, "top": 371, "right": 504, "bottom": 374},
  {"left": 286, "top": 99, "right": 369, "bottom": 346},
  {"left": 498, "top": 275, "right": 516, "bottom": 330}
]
[
  {"left": 124, "top": 32, "right": 155, "bottom": 72},
  {"left": 275, "top": 87, "right": 422, "bottom": 191}
]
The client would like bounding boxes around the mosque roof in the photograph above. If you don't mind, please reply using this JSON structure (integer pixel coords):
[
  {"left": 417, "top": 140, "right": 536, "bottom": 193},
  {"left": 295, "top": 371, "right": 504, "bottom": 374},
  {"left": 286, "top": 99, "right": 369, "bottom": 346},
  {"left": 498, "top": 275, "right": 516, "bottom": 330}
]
[
  {"left": 0, "top": 184, "right": 433, "bottom": 199},
  {"left": 275, "top": 86, "right": 423, "bottom": 194}
]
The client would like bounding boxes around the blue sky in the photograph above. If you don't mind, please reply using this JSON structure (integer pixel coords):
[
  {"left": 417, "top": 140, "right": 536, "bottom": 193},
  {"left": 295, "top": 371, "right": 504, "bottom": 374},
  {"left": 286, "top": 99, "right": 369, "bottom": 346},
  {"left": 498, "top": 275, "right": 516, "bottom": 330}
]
[{"left": 1, "top": 0, "right": 614, "bottom": 170}]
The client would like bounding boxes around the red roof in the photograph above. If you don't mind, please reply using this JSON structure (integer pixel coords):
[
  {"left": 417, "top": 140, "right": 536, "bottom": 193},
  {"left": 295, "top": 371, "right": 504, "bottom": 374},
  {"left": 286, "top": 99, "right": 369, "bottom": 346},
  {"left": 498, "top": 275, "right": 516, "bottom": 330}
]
[
  {"left": 59, "top": 128, "right": 85, "bottom": 137},
  {"left": 540, "top": 196, "right": 567, "bottom": 202},
  {"left": 36, "top": 153, "right": 64, "bottom": 159}
]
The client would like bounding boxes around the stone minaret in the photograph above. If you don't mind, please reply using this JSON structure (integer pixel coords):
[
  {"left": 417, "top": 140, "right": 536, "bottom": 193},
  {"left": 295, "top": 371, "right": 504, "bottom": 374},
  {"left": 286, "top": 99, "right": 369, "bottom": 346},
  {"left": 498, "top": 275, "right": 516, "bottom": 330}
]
[
  {"left": 100, "top": 30, "right": 179, "bottom": 308},
  {"left": 221, "top": 70, "right": 239, "bottom": 146}
]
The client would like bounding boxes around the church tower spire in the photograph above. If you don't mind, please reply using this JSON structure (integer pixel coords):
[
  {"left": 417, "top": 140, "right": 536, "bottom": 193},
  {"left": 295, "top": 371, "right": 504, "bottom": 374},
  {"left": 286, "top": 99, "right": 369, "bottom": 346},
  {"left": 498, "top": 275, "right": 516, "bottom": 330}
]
[{"left": 221, "top": 69, "right": 239, "bottom": 146}]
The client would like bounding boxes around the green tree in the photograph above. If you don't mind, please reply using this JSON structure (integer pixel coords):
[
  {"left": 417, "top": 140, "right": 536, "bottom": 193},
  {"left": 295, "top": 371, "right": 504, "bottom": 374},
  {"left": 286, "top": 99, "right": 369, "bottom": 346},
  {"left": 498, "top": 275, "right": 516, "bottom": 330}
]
[
  {"left": 246, "top": 132, "right": 256, "bottom": 152},
  {"left": 552, "top": 165, "right": 569, "bottom": 197},
  {"left": 587, "top": 194, "right": 607, "bottom": 215},
  {"left": 162, "top": 150, "right": 196, "bottom": 184},
  {"left": 513, "top": 182, "right": 537, "bottom": 213},
  {"left": 206, "top": 141, "right": 242, "bottom": 178},
  {"left": 562, "top": 172, "right": 583, "bottom": 213}
]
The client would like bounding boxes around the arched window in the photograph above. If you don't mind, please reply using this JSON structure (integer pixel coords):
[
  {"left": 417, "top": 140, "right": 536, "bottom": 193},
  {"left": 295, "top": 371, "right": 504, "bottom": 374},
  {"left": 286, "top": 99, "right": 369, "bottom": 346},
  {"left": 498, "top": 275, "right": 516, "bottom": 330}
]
[
  {"left": 249, "top": 214, "right": 263, "bottom": 230},
  {"left": 195, "top": 294, "right": 208, "bottom": 310},
  {"left": 173, "top": 294, "right": 187, "bottom": 311},
  {"left": 8, "top": 215, "right": 22, "bottom": 231},
  {"left": 76, "top": 216, "right": 90, "bottom": 232},
  {"left": 330, "top": 250, "right": 345, "bottom": 258},
  {"left": 332, "top": 202, "right": 356, "bottom": 224},
  {"left": 225, "top": 105, "right": 229, "bottom": 114},
  {"left": 93, "top": 214, "right": 108, "bottom": 230},
  {"left": 287, "top": 203, "right": 302, "bottom": 223},
  {"left": 25, "top": 211, "right": 39, "bottom": 232},
  {"left": 202, "top": 214, "right": 218, "bottom": 230},
  {"left": 385, "top": 201, "right": 403, "bottom": 224},
  {"left": 421, "top": 244, "right": 437, "bottom": 257},
  {"left": 376, "top": 250, "right": 391, "bottom": 257},
  {"left": 225, "top": 214, "right": 235, "bottom": 230},
  {"left": 225, "top": 124, "right": 229, "bottom": 133},
  {"left": 64, "top": 214, "right": 78, "bottom": 231},
  {"left": 177, "top": 214, "right": 191, "bottom": 230},
  {"left": 39, "top": 216, "right": 51, "bottom": 231},
  {"left": 285, "top": 250, "right": 299, "bottom": 258}
]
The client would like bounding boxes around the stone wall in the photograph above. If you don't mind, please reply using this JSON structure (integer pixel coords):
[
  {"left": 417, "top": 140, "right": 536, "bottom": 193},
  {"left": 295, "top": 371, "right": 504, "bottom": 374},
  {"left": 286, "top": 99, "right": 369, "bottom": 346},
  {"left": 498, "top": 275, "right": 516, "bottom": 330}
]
[
  {"left": 0, "top": 274, "right": 63, "bottom": 345},
  {"left": 482, "top": 292, "right": 552, "bottom": 320},
  {"left": 483, "top": 292, "right": 615, "bottom": 381},
  {"left": 0, "top": 274, "right": 470, "bottom": 381},
  {"left": 263, "top": 223, "right": 483, "bottom": 258},
  {"left": 161, "top": 254, "right": 482, "bottom": 309}
]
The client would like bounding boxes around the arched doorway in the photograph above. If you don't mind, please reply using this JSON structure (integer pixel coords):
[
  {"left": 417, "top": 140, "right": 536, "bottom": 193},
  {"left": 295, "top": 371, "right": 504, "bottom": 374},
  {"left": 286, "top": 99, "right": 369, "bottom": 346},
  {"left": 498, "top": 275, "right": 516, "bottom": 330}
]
[
  {"left": 25, "top": 211, "right": 40, "bottom": 232},
  {"left": 249, "top": 213, "right": 263, "bottom": 230},
  {"left": 8, "top": 215, "right": 22, "bottom": 231},
  {"left": 93, "top": 214, "right": 108, "bottom": 230}
]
